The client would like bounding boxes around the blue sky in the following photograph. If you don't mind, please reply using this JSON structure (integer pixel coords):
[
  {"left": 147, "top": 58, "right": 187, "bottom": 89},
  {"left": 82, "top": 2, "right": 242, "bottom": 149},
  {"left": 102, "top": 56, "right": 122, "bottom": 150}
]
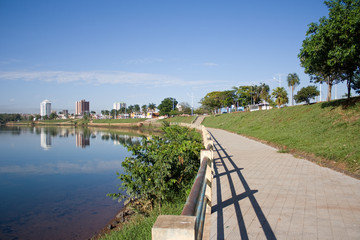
[{"left": 0, "top": 0, "right": 352, "bottom": 114}]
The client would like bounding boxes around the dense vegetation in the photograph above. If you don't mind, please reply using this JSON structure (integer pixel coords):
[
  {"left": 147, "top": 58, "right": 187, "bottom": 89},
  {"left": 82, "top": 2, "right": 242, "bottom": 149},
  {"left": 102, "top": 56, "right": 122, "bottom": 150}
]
[
  {"left": 92, "top": 118, "right": 145, "bottom": 123},
  {"left": 203, "top": 97, "right": 360, "bottom": 174},
  {"left": 0, "top": 113, "right": 25, "bottom": 124},
  {"left": 104, "top": 124, "right": 203, "bottom": 239}
]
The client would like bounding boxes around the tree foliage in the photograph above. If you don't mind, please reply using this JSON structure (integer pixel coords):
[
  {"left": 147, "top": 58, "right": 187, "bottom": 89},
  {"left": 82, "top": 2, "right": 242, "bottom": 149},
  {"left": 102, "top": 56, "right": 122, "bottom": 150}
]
[
  {"left": 271, "top": 87, "right": 289, "bottom": 108},
  {"left": 294, "top": 86, "right": 320, "bottom": 104},
  {"left": 299, "top": 0, "right": 360, "bottom": 101},
  {"left": 200, "top": 90, "right": 235, "bottom": 113},
  {"left": 108, "top": 124, "right": 203, "bottom": 209},
  {"left": 158, "top": 98, "right": 177, "bottom": 116}
]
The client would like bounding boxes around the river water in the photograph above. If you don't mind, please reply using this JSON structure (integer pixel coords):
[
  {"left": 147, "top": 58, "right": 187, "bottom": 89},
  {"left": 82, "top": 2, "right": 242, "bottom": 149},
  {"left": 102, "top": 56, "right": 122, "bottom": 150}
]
[{"left": 0, "top": 126, "right": 140, "bottom": 240}]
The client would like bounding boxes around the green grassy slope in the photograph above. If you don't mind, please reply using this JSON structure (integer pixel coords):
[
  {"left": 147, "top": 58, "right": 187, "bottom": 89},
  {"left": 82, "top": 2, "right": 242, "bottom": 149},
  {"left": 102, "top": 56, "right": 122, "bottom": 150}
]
[
  {"left": 163, "top": 116, "right": 197, "bottom": 124},
  {"left": 203, "top": 97, "right": 360, "bottom": 174}
]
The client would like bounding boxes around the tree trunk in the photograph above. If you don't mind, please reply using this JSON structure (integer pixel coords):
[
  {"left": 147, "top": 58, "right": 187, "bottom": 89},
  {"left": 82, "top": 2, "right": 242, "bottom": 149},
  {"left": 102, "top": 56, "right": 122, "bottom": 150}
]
[
  {"left": 327, "top": 76, "right": 333, "bottom": 102},
  {"left": 347, "top": 78, "right": 351, "bottom": 99},
  {"left": 292, "top": 86, "right": 294, "bottom": 106}
]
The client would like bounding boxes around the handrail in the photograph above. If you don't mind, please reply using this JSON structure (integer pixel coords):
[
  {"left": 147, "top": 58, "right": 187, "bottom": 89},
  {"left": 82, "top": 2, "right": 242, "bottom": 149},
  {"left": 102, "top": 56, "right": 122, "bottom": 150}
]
[{"left": 152, "top": 125, "right": 214, "bottom": 240}]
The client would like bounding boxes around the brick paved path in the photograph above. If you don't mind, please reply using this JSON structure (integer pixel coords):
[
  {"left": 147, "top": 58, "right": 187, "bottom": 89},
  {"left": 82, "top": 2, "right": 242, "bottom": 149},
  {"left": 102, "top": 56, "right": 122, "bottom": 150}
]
[{"left": 208, "top": 128, "right": 360, "bottom": 240}]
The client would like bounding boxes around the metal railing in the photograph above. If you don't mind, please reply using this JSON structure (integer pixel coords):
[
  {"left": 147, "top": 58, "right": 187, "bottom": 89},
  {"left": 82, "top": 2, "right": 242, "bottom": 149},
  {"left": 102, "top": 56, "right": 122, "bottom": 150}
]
[{"left": 152, "top": 125, "right": 214, "bottom": 240}]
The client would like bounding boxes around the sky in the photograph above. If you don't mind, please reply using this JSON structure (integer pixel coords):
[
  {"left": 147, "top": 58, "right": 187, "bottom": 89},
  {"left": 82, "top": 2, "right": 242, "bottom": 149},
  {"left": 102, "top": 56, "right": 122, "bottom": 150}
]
[{"left": 0, "top": 0, "right": 354, "bottom": 114}]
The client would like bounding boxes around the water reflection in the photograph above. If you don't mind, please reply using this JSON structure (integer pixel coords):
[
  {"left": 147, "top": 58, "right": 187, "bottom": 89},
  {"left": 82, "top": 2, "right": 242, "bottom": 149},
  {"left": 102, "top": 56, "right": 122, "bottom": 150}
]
[
  {"left": 40, "top": 128, "right": 51, "bottom": 150},
  {"left": 0, "top": 126, "right": 144, "bottom": 240}
]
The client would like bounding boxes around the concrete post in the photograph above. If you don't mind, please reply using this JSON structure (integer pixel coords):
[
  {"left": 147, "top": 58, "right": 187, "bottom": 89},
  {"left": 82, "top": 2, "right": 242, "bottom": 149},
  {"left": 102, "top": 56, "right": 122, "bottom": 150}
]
[{"left": 152, "top": 215, "right": 196, "bottom": 240}]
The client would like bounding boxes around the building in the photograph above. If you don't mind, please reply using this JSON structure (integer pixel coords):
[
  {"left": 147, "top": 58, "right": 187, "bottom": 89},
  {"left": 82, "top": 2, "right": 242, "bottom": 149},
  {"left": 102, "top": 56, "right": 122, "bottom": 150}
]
[
  {"left": 113, "top": 102, "right": 126, "bottom": 110},
  {"left": 40, "top": 100, "right": 51, "bottom": 118},
  {"left": 76, "top": 100, "right": 90, "bottom": 115}
]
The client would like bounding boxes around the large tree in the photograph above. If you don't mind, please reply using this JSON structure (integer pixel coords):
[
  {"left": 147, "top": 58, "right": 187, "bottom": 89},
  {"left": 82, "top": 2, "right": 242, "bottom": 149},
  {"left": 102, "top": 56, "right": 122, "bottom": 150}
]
[
  {"left": 232, "top": 86, "right": 252, "bottom": 107},
  {"left": 200, "top": 91, "right": 235, "bottom": 113},
  {"left": 299, "top": 0, "right": 360, "bottom": 101},
  {"left": 287, "top": 73, "right": 300, "bottom": 106},
  {"left": 158, "top": 97, "right": 177, "bottom": 116},
  {"left": 294, "top": 86, "right": 320, "bottom": 104}
]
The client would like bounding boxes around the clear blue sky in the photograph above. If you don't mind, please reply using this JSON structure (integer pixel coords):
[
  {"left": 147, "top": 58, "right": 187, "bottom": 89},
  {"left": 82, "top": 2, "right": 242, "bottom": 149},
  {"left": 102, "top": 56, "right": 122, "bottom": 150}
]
[{"left": 0, "top": 0, "right": 351, "bottom": 114}]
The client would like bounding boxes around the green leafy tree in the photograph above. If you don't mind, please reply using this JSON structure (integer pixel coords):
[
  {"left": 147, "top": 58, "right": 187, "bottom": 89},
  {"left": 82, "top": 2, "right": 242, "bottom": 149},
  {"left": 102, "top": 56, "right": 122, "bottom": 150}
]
[
  {"left": 200, "top": 90, "right": 235, "bottom": 113},
  {"left": 294, "top": 86, "right": 320, "bottom": 104},
  {"left": 271, "top": 87, "right": 289, "bottom": 108},
  {"left": 233, "top": 86, "right": 252, "bottom": 108},
  {"left": 299, "top": 0, "right": 360, "bottom": 101},
  {"left": 49, "top": 112, "right": 58, "bottom": 120},
  {"left": 287, "top": 73, "right": 300, "bottom": 106},
  {"left": 325, "top": 0, "right": 360, "bottom": 98},
  {"left": 158, "top": 98, "right": 177, "bottom": 116}
]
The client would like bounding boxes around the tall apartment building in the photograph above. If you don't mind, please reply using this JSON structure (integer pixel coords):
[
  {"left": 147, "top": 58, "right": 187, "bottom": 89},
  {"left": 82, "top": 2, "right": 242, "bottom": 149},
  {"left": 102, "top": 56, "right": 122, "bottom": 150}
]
[
  {"left": 40, "top": 100, "right": 51, "bottom": 118},
  {"left": 113, "top": 102, "right": 126, "bottom": 110},
  {"left": 76, "top": 99, "right": 90, "bottom": 115}
]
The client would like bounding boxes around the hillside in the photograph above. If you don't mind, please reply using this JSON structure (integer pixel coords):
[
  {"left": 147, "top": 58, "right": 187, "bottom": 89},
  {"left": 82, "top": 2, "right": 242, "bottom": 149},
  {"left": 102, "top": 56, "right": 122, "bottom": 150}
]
[{"left": 202, "top": 97, "right": 360, "bottom": 176}]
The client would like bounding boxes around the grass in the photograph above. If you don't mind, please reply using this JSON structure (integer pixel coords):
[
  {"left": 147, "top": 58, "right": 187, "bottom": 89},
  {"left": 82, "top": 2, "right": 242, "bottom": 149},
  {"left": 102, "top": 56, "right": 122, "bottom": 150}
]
[
  {"left": 202, "top": 97, "right": 360, "bottom": 174},
  {"left": 163, "top": 116, "right": 197, "bottom": 124},
  {"left": 37, "top": 119, "right": 73, "bottom": 123},
  {"left": 100, "top": 196, "right": 185, "bottom": 240},
  {"left": 92, "top": 118, "right": 145, "bottom": 124}
]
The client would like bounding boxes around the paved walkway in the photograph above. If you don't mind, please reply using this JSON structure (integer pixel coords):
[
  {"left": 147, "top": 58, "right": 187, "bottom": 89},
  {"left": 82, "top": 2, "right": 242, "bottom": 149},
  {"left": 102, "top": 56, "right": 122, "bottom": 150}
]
[{"left": 208, "top": 128, "right": 360, "bottom": 240}]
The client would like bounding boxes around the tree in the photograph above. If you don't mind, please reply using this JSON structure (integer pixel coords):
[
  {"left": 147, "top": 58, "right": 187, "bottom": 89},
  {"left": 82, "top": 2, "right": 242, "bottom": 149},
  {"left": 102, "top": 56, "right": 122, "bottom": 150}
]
[
  {"left": 128, "top": 105, "right": 134, "bottom": 113},
  {"left": 233, "top": 86, "right": 252, "bottom": 108},
  {"left": 200, "top": 91, "right": 235, "bottom": 113},
  {"left": 271, "top": 87, "right": 289, "bottom": 108},
  {"left": 141, "top": 105, "right": 148, "bottom": 114},
  {"left": 299, "top": 0, "right": 360, "bottom": 101},
  {"left": 287, "top": 73, "right": 300, "bottom": 106},
  {"left": 49, "top": 112, "right": 58, "bottom": 120},
  {"left": 134, "top": 104, "right": 140, "bottom": 113},
  {"left": 158, "top": 98, "right": 177, "bottom": 116},
  {"left": 148, "top": 103, "right": 156, "bottom": 111},
  {"left": 294, "top": 86, "right": 320, "bottom": 104},
  {"left": 325, "top": 0, "right": 360, "bottom": 98},
  {"left": 259, "top": 83, "right": 271, "bottom": 102}
]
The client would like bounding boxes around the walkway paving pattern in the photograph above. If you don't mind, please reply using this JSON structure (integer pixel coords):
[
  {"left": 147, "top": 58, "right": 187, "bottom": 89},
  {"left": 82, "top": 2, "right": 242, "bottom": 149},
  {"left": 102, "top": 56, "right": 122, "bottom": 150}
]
[{"left": 208, "top": 128, "right": 360, "bottom": 240}]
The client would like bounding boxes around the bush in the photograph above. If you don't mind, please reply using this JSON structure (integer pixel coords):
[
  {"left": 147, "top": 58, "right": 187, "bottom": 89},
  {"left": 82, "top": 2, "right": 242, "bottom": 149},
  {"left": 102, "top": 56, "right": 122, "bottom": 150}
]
[{"left": 108, "top": 123, "right": 203, "bottom": 210}]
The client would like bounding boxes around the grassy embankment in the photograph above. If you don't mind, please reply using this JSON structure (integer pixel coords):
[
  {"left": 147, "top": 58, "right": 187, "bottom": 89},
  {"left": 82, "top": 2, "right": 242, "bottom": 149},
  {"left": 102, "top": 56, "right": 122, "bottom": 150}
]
[
  {"left": 203, "top": 97, "right": 360, "bottom": 175},
  {"left": 99, "top": 196, "right": 185, "bottom": 240},
  {"left": 162, "top": 116, "right": 197, "bottom": 124}
]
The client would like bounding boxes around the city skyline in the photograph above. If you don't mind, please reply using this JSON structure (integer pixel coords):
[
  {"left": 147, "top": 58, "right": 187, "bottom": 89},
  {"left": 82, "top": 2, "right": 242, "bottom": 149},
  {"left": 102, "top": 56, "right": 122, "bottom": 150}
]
[{"left": 0, "top": 1, "right": 356, "bottom": 114}]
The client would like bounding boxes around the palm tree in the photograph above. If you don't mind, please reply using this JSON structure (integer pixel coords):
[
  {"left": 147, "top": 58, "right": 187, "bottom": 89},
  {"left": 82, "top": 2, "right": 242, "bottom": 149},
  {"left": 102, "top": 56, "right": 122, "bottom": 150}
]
[
  {"left": 141, "top": 104, "right": 147, "bottom": 114},
  {"left": 271, "top": 87, "right": 289, "bottom": 108},
  {"left": 287, "top": 73, "right": 300, "bottom": 106},
  {"left": 148, "top": 103, "right": 156, "bottom": 112}
]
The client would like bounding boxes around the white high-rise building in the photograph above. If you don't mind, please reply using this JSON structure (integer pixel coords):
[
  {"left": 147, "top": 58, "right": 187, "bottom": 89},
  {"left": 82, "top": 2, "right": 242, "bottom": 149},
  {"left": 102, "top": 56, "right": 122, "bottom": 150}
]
[
  {"left": 113, "top": 102, "right": 126, "bottom": 110},
  {"left": 40, "top": 100, "right": 51, "bottom": 118}
]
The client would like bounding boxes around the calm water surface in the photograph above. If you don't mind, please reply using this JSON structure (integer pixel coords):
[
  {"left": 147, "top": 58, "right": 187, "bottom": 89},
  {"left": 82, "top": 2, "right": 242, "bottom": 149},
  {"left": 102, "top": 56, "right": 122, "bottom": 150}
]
[{"left": 0, "top": 126, "right": 140, "bottom": 240}]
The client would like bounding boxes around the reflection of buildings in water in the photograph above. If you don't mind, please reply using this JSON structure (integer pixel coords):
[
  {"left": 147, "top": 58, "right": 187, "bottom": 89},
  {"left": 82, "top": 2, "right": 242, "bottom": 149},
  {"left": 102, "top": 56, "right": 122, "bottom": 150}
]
[
  {"left": 76, "top": 133, "right": 90, "bottom": 148},
  {"left": 40, "top": 129, "right": 51, "bottom": 150}
]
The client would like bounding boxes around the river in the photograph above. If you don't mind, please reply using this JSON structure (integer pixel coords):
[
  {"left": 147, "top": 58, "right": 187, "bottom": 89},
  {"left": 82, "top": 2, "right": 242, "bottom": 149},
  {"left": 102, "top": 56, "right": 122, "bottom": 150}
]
[{"left": 0, "top": 126, "right": 141, "bottom": 240}]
